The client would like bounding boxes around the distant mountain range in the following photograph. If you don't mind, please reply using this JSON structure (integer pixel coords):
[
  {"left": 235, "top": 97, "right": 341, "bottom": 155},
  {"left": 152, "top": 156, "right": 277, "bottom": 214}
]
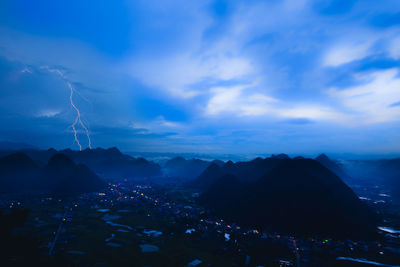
[
  {"left": 194, "top": 156, "right": 379, "bottom": 239},
  {"left": 191, "top": 155, "right": 293, "bottom": 190},
  {"left": 0, "top": 147, "right": 162, "bottom": 180},
  {"left": 0, "top": 152, "right": 106, "bottom": 195},
  {"left": 0, "top": 142, "right": 396, "bottom": 236},
  {"left": 164, "top": 157, "right": 224, "bottom": 179}
]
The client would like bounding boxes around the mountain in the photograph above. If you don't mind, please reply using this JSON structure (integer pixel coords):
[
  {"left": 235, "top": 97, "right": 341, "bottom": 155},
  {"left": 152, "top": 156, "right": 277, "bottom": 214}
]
[
  {"left": 198, "top": 158, "right": 378, "bottom": 239},
  {"left": 164, "top": 157, "right": 212, "bottom": 179},
  {"left": 58, "top": 147, "right": 162, "bottom": 179},
  {"left": 0, "top": 152, "right": 40, "bottom": 193},
  {"left": 315, "top": 153, "right": 349, "bottom": 180},
  {"left": 0, "top": 152, "right": 106, "bottom": 195},
  {"left": 271, "top": 153, "right": 290, "bottom": 159},
  {"left": 0, "top": 147, "right": 162, "bottom": 180},
  {"left": 190, "top": 156, "right": 287, "bottom": 190},
  {"left": 41, "top": 153, "right": 106, "bottom": 195},
  {"left": 211, "top": 159, "right": 225, "bottom": 167},
  {"left": 190, "top": 162, "right": 225, "bottom": 189},
  {"left": 0, "top": 152, "right": 38, "bottom": 171},
  {"left": 197, "top": 174, "right": 245, "bottom": 212}
]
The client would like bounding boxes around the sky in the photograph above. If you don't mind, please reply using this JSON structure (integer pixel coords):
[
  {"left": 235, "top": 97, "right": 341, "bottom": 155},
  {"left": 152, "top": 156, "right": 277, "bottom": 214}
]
[{"left": 0, "top": 0, "right": 400, "bottom": 157}]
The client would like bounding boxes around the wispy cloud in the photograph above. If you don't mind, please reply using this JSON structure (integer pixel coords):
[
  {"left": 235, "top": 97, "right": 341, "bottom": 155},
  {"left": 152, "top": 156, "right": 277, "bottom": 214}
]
[
  {"left": 328, "top": 68, "right": 400, "bottom": 124},
  {"left": 205, "top": 83, "right": 343, "bottom": 122},
  {"left": 323, "top": 42, "right": 373, "bottom": 67},
  {"left": 35, "top": 109, "right": 61, "bottom": 118}
]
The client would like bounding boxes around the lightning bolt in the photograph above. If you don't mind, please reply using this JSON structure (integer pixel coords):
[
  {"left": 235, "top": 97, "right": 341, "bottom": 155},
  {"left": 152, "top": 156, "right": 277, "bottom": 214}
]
[{"left": 39, "top": 66, "right": 92, "bottom": 151}]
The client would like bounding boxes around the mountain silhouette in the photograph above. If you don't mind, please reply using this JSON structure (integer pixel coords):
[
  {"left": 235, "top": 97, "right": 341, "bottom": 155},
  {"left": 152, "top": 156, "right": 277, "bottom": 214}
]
[
  {"left": 0, "top": 152, "right": 38, "bottom": 171},
  {"left": 0, "top": 152, "right": 106, "bottom": 195},
  {"left": 271, "top": 153, "right": 290, "bottom": 159},
  {"left": 198, "top": 158, "right": 378, "bottom": 239},
  {"left": 0, "top": 152, "right": 40, "bottom": 193},
  {"left": 315, "top": 153, "right": 349, "bottom": 180},
  {"left": 190, "top": 156, "right": 288, "bottom": 190},
  {"left": 164, "top": 157, "right": 212, "bottom": 179},
  {"left": 46, "top": 153, "right": 75, "bottom": 169},
  {"left": 0, "top": 147, "right": 162, "bottom": 180}
]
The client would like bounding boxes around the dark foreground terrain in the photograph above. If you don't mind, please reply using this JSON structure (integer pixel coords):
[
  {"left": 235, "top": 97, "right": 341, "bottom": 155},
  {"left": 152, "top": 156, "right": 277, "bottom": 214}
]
[{"left": 1, "top": 148, "right": 400, "bottom": 266}]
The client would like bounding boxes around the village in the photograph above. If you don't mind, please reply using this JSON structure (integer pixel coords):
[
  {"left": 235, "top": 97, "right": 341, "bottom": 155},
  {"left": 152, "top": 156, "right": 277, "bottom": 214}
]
[{"left": 1, "top": 178, "right": 400, "bottom": 266}]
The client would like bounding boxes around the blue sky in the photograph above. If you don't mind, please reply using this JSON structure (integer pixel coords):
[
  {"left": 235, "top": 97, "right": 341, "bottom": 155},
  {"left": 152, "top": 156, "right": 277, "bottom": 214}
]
[{"left": 0, "top": 0, "right": 400, "bottom": 157}]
